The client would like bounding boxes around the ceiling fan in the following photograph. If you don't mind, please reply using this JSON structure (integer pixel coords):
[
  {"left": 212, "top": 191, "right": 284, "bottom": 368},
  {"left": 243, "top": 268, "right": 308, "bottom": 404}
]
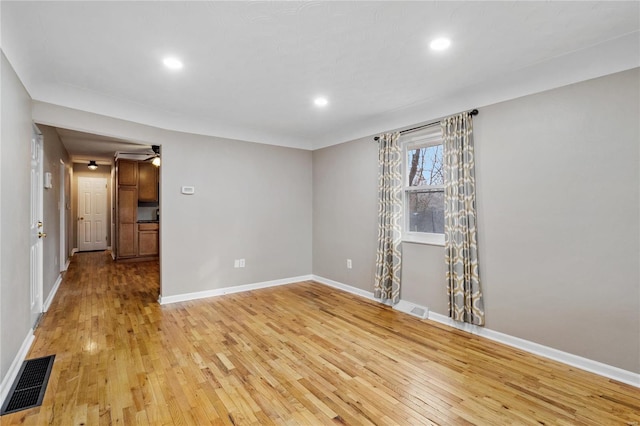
[{"left": 116, "top": 145, "right": 161, "bottom": 166}]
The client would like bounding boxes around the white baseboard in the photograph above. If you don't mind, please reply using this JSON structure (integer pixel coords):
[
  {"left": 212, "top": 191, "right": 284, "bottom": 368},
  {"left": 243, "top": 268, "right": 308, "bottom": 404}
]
[
  {"left": 43, "top": 274, "right": 63, "bottom": 312},
  {"left": 159, "top": 272, "right": 639, "bottom": 388},
  {"left": 71, "top": 248, "right": 78, "bottom": 255},
  {"left": 107, "top": 246, "right": 111, "bottom": 251},
  {"left": 307, "top": 276, "right": 639, "bottom": 388},
  {"left": 159, "top": 275, "right": 313, "bottom": 305},
  {"left": 62, "top": 258, "right": 70, "bottom": 271},
  {"left": 0, "top": 330, "right": 35, "bottom": 407},
  {"left": 310, "top": 275, "right": 376, "bottom": 301},
  {"left": 427, "top": 311, "right": 640, "bottom": 388}
]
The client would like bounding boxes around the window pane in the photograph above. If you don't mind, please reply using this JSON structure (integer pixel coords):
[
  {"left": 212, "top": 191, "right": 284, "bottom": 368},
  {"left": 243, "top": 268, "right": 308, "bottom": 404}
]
[
  {"left": 407, "top": 190, "right": 444, "bottom": 234},
  {"left": 407, "top": 145, "right": 443, "bottom": 186}
]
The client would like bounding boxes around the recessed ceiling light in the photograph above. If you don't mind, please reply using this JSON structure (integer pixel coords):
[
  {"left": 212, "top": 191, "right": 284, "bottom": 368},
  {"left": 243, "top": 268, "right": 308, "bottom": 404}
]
[
  {"left": 163, "top": 57, "right": 183, "bottom": 70},
  {"left": 314, "top": 97, "right": 328, "bottom": 107},
  {"left": 429, "top": 37, "right": 451, "bottom": 51}
]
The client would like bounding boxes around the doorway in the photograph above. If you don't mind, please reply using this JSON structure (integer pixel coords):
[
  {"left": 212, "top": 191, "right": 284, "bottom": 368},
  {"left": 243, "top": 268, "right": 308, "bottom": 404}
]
[
  {"left": 77, "top": 176, "right": 108, "bottom": 252},
  {"left": 30, "top": 125, "right": 44, "bottom": 328}
]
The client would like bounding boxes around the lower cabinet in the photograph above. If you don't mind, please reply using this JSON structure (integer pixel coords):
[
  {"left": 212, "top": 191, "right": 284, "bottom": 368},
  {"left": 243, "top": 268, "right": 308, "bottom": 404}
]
[
  {"left": 117, "top": 187, "right": 138, "bottom": 259},
  {"left": 138, "top": 223, "right": 159, "bottom": 257},
  {"left": 118, "top": 223, "right": 137, "bottom": 257}
]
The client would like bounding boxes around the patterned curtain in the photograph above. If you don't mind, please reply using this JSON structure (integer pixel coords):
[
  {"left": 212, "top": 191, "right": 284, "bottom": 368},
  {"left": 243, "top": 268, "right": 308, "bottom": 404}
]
[
  {"left": 374, "top": 132, "right": 402, "bottom": 305},
  {"left": 442, "top": 113, "right": 485, "bottom": 325}
]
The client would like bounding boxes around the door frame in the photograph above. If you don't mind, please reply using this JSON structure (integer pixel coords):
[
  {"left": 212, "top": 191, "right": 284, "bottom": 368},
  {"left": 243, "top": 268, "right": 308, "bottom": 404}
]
[
  {"left": 77, "top": 176, "right": 108, "bottom": 252},
  {"left": 59, "top": 159, "right": 67, "bottom": 271},
  {"left": 30, "top": 124, "right": 44, "bottom": 328}
]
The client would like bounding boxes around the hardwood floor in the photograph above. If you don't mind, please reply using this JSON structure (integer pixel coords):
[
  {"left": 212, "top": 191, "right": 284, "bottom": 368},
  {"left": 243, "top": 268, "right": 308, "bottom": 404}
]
[{"left": 3, "top": 252, "right": 638, "bottom": 425}]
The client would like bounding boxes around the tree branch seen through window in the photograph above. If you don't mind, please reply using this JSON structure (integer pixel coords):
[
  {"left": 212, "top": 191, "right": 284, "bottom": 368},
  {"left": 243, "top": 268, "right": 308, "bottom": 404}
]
[
  {"left": 406, "top": 144, "right": 444, "bottom": 234},
  {"left": 408, "top": 145, "right": 443, "bottom": 186}
]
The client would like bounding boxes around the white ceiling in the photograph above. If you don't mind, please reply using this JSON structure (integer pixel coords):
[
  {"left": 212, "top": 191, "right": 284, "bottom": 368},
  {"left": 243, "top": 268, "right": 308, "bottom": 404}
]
[
  {"left": 2, "top": 1, "right": 639, "bottom": 151},
  {"left": 52, "top": 128, "right": 152, "bottom": 164}
]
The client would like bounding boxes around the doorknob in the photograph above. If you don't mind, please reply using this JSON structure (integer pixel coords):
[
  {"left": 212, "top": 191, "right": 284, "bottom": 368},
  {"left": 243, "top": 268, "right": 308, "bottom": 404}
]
[
  {"left": 78, "top": 217, "right": 84, "bottom": 221},
  {"left": 37, "top": 221, "right": 43, "bottom": 228},
  {"left": 38, "top": 232, "right": 47, "bottom": 238}
]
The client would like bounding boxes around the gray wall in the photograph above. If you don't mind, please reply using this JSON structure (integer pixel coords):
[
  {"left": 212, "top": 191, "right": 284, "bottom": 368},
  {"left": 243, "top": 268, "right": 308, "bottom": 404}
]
[
  {"left": 312, "top": 137, "right": 378, "bottom": 289},
  {"left": 31, "top": 104, "right": 313, "bottom": 300},
  {"left": 401, "top": 242, "right": 447, "bottom": 314},
  {"left": 473, "top": 67, "right": 639, "bottom": 373},
  {"left": 71, "top": 163, "right": 112, "bottom": 249},
  {"left": 0, "top": 52, "right": 33, "bottom": 381},
  {"left": 312, "top": 68, "right": 640, "bottom": 373},
  {"left": 162, "top": 136, "right": 312, "bottom": 296},
  {"left": 39, "top": 125, "right": 71, "bottom": 299},
  {"left": 26, "top": 66, "right": 640, "bottom": 374}
]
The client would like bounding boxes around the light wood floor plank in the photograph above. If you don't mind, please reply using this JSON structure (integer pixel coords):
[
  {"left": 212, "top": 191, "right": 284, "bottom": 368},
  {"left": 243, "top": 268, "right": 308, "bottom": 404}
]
[{"left": 2, "top": 252, "right": 638, "bottom": 425}]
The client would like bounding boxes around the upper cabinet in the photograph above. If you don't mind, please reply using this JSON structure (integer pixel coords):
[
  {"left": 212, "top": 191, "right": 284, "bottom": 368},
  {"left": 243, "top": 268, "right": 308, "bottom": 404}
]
[
  {"left": 138, "top": 162, "right": 158, "bottom": 202},
  {"left": 117, "top": 160, "right": 158, "bottom": 201},
  {"left": 118, "top": 160, "right": 138, "bottom": 186}
]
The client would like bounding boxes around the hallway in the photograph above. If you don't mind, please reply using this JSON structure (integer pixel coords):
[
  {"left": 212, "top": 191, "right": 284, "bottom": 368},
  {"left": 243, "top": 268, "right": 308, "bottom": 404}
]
[{"left": 2, "top": 252, "right": 639, "bottom": 425}]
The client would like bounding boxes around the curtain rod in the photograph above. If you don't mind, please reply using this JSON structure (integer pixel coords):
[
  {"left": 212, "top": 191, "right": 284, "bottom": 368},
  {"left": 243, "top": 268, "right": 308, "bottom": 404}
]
[{"left": 373, "top": 109, "right": 479, "bottom": 141}]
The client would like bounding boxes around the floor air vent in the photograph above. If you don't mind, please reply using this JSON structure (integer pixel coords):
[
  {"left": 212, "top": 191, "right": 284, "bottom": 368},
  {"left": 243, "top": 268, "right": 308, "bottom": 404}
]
[
  {"left": 410, "top": 306, "right": 428, "bottom": 319},
  {"left": 393, "top": 301, "right": 429, "bottom": 319},
  {"left": 1, "top": 355, "right": 55, "bottom": 415}
]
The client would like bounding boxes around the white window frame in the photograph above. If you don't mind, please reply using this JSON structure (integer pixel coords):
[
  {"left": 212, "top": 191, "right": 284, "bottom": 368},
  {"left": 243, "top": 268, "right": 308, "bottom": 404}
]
[{"left": 401, "top": 128, "right": 446, "bottom": 246}]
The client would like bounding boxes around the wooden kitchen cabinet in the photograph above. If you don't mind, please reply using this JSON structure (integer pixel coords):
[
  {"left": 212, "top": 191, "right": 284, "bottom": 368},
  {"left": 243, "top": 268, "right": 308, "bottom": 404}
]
[
  {"left": 138, "top": 162, "right": 158, "bottom": 202},
  {"left": 117, "top": 186, "right": 138, "bottom": 258},
  {"left": 115, "top": 158, "right": 159, "bottom": 261},
  {"left": 138, "top": 223, "right": 159, "bottom": 256},
  {"left": 118, "top": 160, "right": 138, "bottom": 186}
]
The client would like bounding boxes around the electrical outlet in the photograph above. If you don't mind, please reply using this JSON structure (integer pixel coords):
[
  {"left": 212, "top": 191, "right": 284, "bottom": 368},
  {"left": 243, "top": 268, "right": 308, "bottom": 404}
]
[
  {"left": 347, "top": 259, "right": 352, "bottom": 269},
  {"left": 239, "top": 259, "right": 245, "bottom": 268},
  {"left": 234, "top": 259, "right": 239, "bottom": 268}
]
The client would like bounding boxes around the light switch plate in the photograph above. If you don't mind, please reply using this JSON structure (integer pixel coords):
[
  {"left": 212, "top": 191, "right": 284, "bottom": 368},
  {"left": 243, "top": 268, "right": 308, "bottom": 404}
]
[
  {"left": 44, "top": 172, "right": 53, "bottom": 189},
  {"left": 181, "top": 186, "right": 195, "bottom": 195}
]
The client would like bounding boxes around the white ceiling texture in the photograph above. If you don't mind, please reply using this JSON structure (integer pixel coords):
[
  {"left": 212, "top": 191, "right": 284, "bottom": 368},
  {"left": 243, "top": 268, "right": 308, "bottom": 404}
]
[{"left": 2, "top": 1, "right": 639, "bottom": 155}]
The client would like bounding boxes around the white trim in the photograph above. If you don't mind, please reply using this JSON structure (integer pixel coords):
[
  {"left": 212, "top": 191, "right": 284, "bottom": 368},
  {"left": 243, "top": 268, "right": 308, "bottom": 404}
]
[
  {"left": 303, "top": 276, "right": 640, "bottom": 388},
  {"left": 401, "top": 136, "right": 446, "bottom": 243},
  {"left": 158, "top": 275, "right": 313, "bottom": 305},
  {"left": 0, "top": 330, "right": 35, "bottom": 407},
  {"left": 43, "top": 274, "right": 63, "bottom": 311},
  {"left": 157, "top": 272, "right": 639, "bottom": 388},
  {"left": 71, "top": 248, "right": 78, "bottom": 255},
  {"left": 64, "top": 258, "right": 71, "bottom": 270},
  {"left": 402, "top": 233, "right": 445, "bottom": 246},
  {"left": 427, "top": 311, "right": 640, "bottom": 388},
  {"left": 107, "top": 246, "right": 112, "bottom": 251},
  {"left": 404, "top": 184, "right": 445, "bottom": 192},
  {"left": 311, "top": 275, "right": 376, "bottom": 301},
  {"left": 59, "top": 159, "right": 66, "bottom": 273},
  {"left": 31, "top": 127, "right": 45, "bottom": 331}
]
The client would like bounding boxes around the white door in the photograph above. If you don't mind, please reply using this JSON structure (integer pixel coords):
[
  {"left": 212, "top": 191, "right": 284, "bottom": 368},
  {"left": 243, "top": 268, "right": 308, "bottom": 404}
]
[
  {"left": 77, "top": 177, "right": 108, "bottom": 251},
  {"left": 30, "top": 126, "right": 44, "bottom": 328}
]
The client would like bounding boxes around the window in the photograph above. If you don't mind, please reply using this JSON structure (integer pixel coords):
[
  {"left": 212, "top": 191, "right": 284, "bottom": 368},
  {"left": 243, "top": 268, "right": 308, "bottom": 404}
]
[{"left": 402, "top": 129, "right": 445, "bottom": 245}]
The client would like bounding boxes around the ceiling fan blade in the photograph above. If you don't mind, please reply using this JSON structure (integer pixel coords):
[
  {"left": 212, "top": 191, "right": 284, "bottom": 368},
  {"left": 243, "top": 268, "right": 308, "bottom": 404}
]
[{"left": 116, "top": 145, "right": 159, "bottom": 162}]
